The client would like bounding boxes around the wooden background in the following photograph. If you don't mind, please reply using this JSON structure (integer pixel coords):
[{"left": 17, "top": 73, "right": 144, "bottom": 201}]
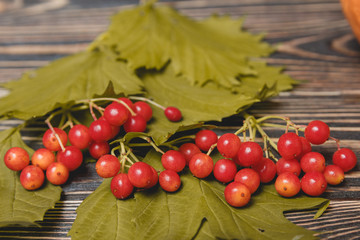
[{"left": 0, "top": 0, "right": 359, "bottom": 239}]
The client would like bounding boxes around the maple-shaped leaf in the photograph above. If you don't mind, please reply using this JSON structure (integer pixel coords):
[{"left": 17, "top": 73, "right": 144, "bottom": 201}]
[
  {"left": 0, "top": 128, "right": 62, "bottom": 227},
  {"left": 69, "top": 150, "right": 329, "bottom": 240},
  {"left": 91, "top": 1, "right": 273, "bottom": 88},
  {"left": 0, "top": 48, "right": 143, "bottom": 120}
]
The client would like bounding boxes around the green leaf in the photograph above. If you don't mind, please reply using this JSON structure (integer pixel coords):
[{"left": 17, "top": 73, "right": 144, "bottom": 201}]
[
  {"left": 0, "top": 48, "right": 143, "bottom": 120},
  {"left": 69, "top": 150, "right": 329, "bottom": 240},
  {"left": 92, "top": 3, "right": 274, "bottom": 88},
  {"left": 0, "top": 128, "right": 62, "bottom": 227}
]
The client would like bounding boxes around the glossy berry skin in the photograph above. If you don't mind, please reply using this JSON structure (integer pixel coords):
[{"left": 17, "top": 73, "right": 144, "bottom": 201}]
[
  {"left": 46, "top": 162, "right": 70, "bottom": 185},
  {"left": 161, "top": 150, "right": 186, "bottom": 173},
  {"left": 42, "top": 128, "right": 68, "bottom": 152},
  {"left": 159, "top": 170, "right": 181, "bottom": 192},
  {"left": 89, "top": 141, "right": 110, "bottom": 159},
  {"left": 118, "top": 97, "right": 135, "bottom": 112},
  {"left": 124, "top": 115, "right": 147, "bottom": 133},
  {"left": 20, "top": 165, "right": 44, "bottom": 190},
  {"left": 134, "top": 101, "right": 153, "bottom": 122},
  {"left": 4, "top": 147, "right": 30, "bottom": 171},
  {"left": 146, "top": 166, "right": 159, "bottom": 189},
  {"left": 95, "top": 154, "right": 121, "bottom": 178},
  {"left": 111, "top": 173, "right": 134, "bottom": 199},
  {"left": 277, "top": 132, "right": 302, "bottom": 160},
  {"left": 99, "top": 116, "right": 120, "bottom": 139},
  {"left": 127, "top": 162, "right": 153, "bottom": 188},
  {"left": 31, "top": 148, "right": 55, "bottom": 171},
  {"left": 252, "top": 157, "right": 277, "bottom": 183},
  {"left": 234, "top": 168, "right": 260, "bottom": 194},
  {"left": 89, "top": 119, "right": 113, "bottom": 142},
  {"left": 332, "top": 148, "right": 357, "bottom": 172},
  {"left": 213, "top": 159, "right": 237, "bottom": 183},
  {"left": 217, "top": 133, "right": 241, "bottom": 159},
  {"left": 56, "top": 146, "right": 83, "bottom": 171},
  {"left": 224, "top": 182, "right": 251, "bottom": 207},
  {"left": 164, "top": 107, "right": 182, "bottom": 122},
  {"left": 300, "top": 152, "right": 326, "bottom": 173},
  {"left": 276, "top": 158, "right": 301, "bottom": 177},
  {"left": 275, "top": 172, "right": 301, "bottom": 197},
  {"left": 301, "top": 171, "right": 327, "bottom": 196},
  {"left": 195, "top": 129, "right": 218, "bottom": 152},
  {"left": 236, "top": 142, "right": 263, "bottom": 167},
  {"left": 305, "top": 120, "right": 330, "bottom": 145},
  {"left": 323, "top": 165, "right": 345, "bottom": 185},
  {"left": 178, "top": 143, "right": 201, "bottom": 165},
  {"left": 104, "top": 102, "right": 129, "bottom": 126},
  {"left": 189, "top": 153, "right": 214, "bottom": 178},
  {"left": 296, "top": 137, "right": 312, "bottom": 160},
  {"left": 68, "top": 124, "right": 91, "bottom": 149}
]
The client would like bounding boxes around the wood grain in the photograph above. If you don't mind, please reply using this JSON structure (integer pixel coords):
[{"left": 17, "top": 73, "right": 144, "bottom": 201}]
[{"left": 0, "top": 0, "right": 359, "bottom": 239}]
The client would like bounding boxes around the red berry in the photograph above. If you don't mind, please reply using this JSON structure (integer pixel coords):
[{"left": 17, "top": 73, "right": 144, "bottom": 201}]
[
  {"left": 42, "top": 128, "right": 67, "bottom": 152},
  {"left": 323, "top": 165, "right": 344, "bottom": 185},
  {"left": 300, "top": 152, "right": 326, "bottom": 173},
  {"left": 252, "top": 157, "right": 277, "bottom": 183},
  {"left": 296, "top": 136, "right": 312, "bottom": 160},
  {"left": 195, "top": 129, "right": 218, "bottom": 152},
  {"left": 217, "top": 133, "right": 241, "bottom": 159},
  {"left": 164, "top": 107, "right": 182, "bottom": 122},
  {"left": 118, "top": 97, "right": 135, "bottom": 112},
  {"left": 134, "top": 101, "right": 153, "bottom": 122},
  {"left": 89, "top": 119, "right": 113, "bottom": 142},
  {"left": 124, "top": 115, "right": 147, "bottom": 133},
  {"left": 236, "top": 142, "right": 263, "bottom": 167},
  {"left": 89, "top": 141, "right": 110, "bottom": 159},
  {"left": 68, "top": 124, "right": 91, "bottom": 149},
  {"left": 275, "top": 172, "right": 301, "bottom": 197},
  {"left": 159, "top": 170, "right": 181, "bottom": 192},
  {"left": 224, "top": 182, "right": 251, "bottom": 207},
  {"left": 46, "top": 162, "right": 69, "bottom": 185},
  {"left": 99, "top": 116, "right": 120, "bottom": 139},
  {"left": 189, "top": 153, "right": 214, "bottom": 178},
  {"left": 4, "top": 147, "right": 30, "bottom": 171},
  {"left": 305, "top": 120, "right": 330, "bottom": 145},
  {"left": 127, "top": 162, "right": 153, "bottom": 188},
  {"left": 234, "top": 168, "right": 260, "bottom": 194},
  {"left": 56, "top": 146, "right": 83, "bottom": 171},
  {"left": 213, "top": 159, "right": 237, "bottom": 183},
  {"left": 104, "top": 102, "right": 129, "bottom": 126},
  {"left": 301, "top": 171, "right": 327, "bottom": 196},
  {"left": 31, "top": 148, "right": 55, "bottom": 171},
  {"left": 20, "top": 165, "right": 44, "bottom": 190},
  {"left": 111, "top": 173, "right": 134, "bottom": 199},
  {"left": 332, "top": 148, "right": 357, "bottom": 172},
  {"left": 276, "top": 158, "right": 301, "bottom": 177},
  {"left": 277, "top": 132, "right": 302, "bottom": 160},
  {"left": 178, "top": 143, "right": 201, "bottom": 165},
  {"left": 146, "top": 166, "right": 159, "bottom": 189},
  {"left": 95, "top": 154, "right": 121, "bottom": 178},
  {"left": 161, "top": 150, "right": 186, "bottom": 172}
]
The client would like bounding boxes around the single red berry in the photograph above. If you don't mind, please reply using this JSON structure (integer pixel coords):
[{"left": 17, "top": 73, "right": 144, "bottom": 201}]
[
  {"left": 164, "top": 107, "right": 182, "bottom": 122},
  {"left": 104, "top": 102, "right": 129, "bottom": 126},
  {"left": 234, "top": 168, "right": 260, "bottom": 194},
  {"left": 95, "top": 154, "right": 121, "bottom": 178},
  {"left": 146, "top": 166, "right": 159, "bottom": 189},
  {"left": 276, "top": 158, "right": 301, "bottom": 177},
  {"left": 42, "top": 128, "right": 68, "bottom": 152},
  {"left": 89, "top": 141, "right": 110, "bottom": 159},
  {"left": 296, "top": 136, "right": 312, "bottom": 160},
  {"left": 213, "top": 159, "right": 237, "bottom": 183},
  {"left": 224, "top": 182, "right": 251, "bottom": 207},
  {"left": 68, "top": 124, "right": 91, "bottom": 149},
  {"left": 252, "top": 157, "right": 277, "bottom": 183},
  {"left": 301, "top": 171, "right": 327, "bottom": 196},
  {"left": 217, "top": 133, "right": 241, "bottom": 159},
  {"left": 89, "top": 119, "right": 113, "bottom": 142},
  {"left": 195, "top": 129, "right": 218, "bottom": 152},
  {"left": 56, "top": 146, "right": 83, "bottom": 171},
  {"left": 178, "top": 143, "right": 201, "bottom": 165},
  {"left": 46, "top": 162, "right": 69, "bottom": 185},
  {"left": 277, "top": 132, "right": 302, "bottom": 160},
  {"left": 236, "top": 142, "right": 263, "bottom": 167},
  {"left": 159, "top": 170, "right": 181, "bottom": 192},
  {"left": 275, "top": 172, "right": 301, "bottom": 197},
  {"left": 305, "top": 120, "right": 330, "bottom": 145},
  {"left": 31, "top": 148, "right": 55, "bottom": 171},
  {"left": 20, "top": 165, "right": 44, "bottom": 190},
  {"left": 332, "top": 148, "right": 357, "bottom": 172},
  {"left": 127, "top": 162, "right": 153, "bottom": 188},
  {"left": 134, "top": 101, "right": 153, "bottom": 122},
  {"left": 4, "top": 147, "right": 30, "bottom": 171},
  {"left": 323, "top": 165, "right": 345, "bottom": 185},
  {"left": 300, "top": 152, "right": 326, "bottom": 173},
  {"left": 189, "top": 153, "right": 214, "bottom": 178},
  {"left": 111, "top": 173, "right": 134, "bottom": 199},
  {"left": 124, "top": 115, "right": 147, "bottom": 133},
  {"left": 161, "top": 150, "right": 186, "bottom": 172}
]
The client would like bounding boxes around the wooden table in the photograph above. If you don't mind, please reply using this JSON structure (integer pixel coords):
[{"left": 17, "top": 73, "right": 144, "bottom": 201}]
[{"left": 0, "top": 0, "right": 359, "bottom": 239}]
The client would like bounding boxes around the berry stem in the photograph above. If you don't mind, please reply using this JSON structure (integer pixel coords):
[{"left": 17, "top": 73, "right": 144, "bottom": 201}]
[
  {"left": 330, "top": 136, "right": 341, "bottom": 150},
  {"left": 45, "top": 118, "right": 66, "bottom": 152},
  {"left": 139, "top": 136, "right": 165, "bottom": 155},
  {"left": 206, "top": 143, "right": 217, "bottom": 156},
  {"left": 129, "top": 96, "right": 166, "bottom": 110},
  {"left": 77, "top": 97, "right": 136, "bottom": 116},
  {"left": 89, "top": 101, "right": 98, "bottom": 121}
]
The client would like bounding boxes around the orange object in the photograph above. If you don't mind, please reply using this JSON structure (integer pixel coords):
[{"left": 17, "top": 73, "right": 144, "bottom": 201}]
[{"left": 341, "top": 0, "right": 360, "bottom": 43}]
